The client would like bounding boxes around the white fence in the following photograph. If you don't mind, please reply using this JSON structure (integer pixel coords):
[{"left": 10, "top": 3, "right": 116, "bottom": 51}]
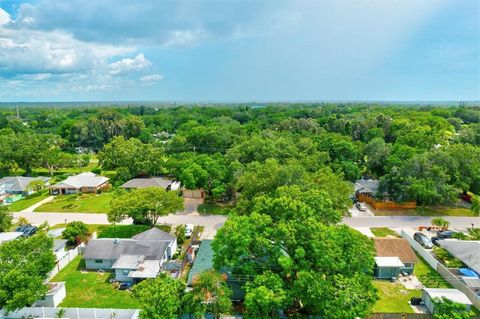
[
  {"left": 0, "top": 307, "right": 140, "bottom": 319},
  {"left": 400, "top": 230, "right": 439, "bottom": 269},
  {"left": 401, "top": 230, "right": 480, "bottom": 310},
  {"left": 48, "top": 244, "right": 82, "bottom": 280}
]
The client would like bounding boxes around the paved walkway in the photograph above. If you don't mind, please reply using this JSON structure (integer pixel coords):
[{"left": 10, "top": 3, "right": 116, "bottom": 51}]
[
  {"left": 20, "top": 196, "right": 55, "bottom": 213},
  {"left": 344, "top": 216, "right": 480, "bottom": 228}
]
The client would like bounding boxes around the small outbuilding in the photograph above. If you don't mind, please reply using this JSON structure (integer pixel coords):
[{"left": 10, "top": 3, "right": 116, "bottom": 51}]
[
  {"left": 422, "top": 288, "right": 472, "bottom": 314},
  {"left": 373, "top": 237, "right": 417, "bottom": 279}
]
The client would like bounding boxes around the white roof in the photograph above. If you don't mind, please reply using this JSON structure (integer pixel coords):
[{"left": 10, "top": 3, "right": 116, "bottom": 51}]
[
  {"left": 52, "top": 172, "right": 109, "bottom": 189},
  {"left": 129, "top": 260, "right": 161, "bottom": 279},
  {"left": 438, "top": 240, "right": 480, "bottom": 274},
  {"left": 375, "top": 256, "right": 405, "bottom": 267},
  {"left": 0, "top": 232, "right": 23, "bottom": 244},
  {"left": 423, "top": 288, "right": 472, "bottom": 305},
  {"left": 112, "top": 255, "right": 145, "bottom": 269}
]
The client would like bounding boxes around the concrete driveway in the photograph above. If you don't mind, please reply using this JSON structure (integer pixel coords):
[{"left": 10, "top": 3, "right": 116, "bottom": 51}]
[
  {"left": 348, "top": 203, "right": 374, "bottom": 217},
  {"left": 344, "top": 216, "right": 480, "bottom": 228}
]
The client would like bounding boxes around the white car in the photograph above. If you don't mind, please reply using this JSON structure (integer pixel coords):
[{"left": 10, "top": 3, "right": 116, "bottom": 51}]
[
  {"left": 356, "top": 202, "right": 367, "bottom": 211},
  {"left": 185, "top": 224, "right": 194, "bottom": 238}
]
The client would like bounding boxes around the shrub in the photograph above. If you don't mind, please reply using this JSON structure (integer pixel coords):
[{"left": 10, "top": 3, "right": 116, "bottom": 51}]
[
  {"left": 62, "top": 221, "right": 90, "bottom": 245},
  {"left": 175, "top": 225, "right": 186, "bottom": 245}
]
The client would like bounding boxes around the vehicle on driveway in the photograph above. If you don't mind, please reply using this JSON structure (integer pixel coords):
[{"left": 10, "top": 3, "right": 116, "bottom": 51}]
[
  {"left": 185, "top": 224, "right": 194, "bottom": 238},
  {"left": 436, "top": 230, "right": 457, "bottom": 239},
  {"left": 355, "top": 202, "right": 368, "bottom": 211},
  {"left": 15, "top": 225, "right": 38, "bottom": 237},
  {"left": 414, "top": 232, "right": 433, "bottom": 249}
]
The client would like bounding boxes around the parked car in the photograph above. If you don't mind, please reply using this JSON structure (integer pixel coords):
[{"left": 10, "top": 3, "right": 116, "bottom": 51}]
[
  {"left": 15, "top": 225, "right": 38, "bottom": 237},
  {"left": 185, "top": 224, "right": 194, "bottom": 238},
  {"left": 436, "top": 230, "right": 456, "bottom": 239},
  {"left": 118, "top": 282, "right": 132, "bottom": 290},
  {"left": 355, "top": 202, "right": 367, "bottom": 211},
  {"left": 414, "top": 232, "right": 433, "bottom": 249}
]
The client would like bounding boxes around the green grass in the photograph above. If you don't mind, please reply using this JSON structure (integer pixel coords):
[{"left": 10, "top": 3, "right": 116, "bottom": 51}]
[
  {"left": 97, "top": 224, "right": 171, "bottom": 238},
  {"left": 373, "top": 280, "right": 421, "bottom": 313},
  {"left": 370, "top": 228, "right": 400, "bottom": 238},
  {"left": 34, "top": 192, "right": 114, "bottom": 213},
  {"left": 52, "top": 256, "right": 139, "bottom": 309},
  {"left": 375, "top": 206, "right": 476, "bottom": 217},
  {"left": 7, "top": 191, "right": 50, "bottom": 212},
  {"left": 414, "top": 253, "right": 452, "bottom": 288},
  {"left": 197, "top": 203, "right": 233, "bottom": 215}
]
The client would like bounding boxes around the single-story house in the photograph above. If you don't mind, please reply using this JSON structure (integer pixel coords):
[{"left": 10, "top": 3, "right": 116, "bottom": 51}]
[
  {"left": 373, "top": 238, "right": 417, "bottom": 279},
  {"left": 121, "top": 177, "right": 181, "bottom": 191},
  {"left": 0, "top": 176, "right": 50, "bottom": 196},
  {"left": 354, "top": 179, "right": 380, "bottom": 198},
  {"left": 49, "top": 172, "right": 109, "bottom": 195},
  {"left": 0, "top": 231, "right": 23, "bottom": 245},
  {"left": 437, "top": 240, "right": 480, "bottom": 274},
  {"left": 422, "top": 288, "right": 472, "bottom": 314},
  {"left": 83, "top": 228, "right": 177, "bottom": 283},
  {"left": 34, "top": 282, "right": 66, "bottom": 307}
]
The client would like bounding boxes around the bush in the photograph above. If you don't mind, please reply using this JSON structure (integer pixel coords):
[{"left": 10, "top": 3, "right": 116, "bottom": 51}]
[
  {"left": 62, "top": 221, "right": 90, "bottom": 245},
  {"left": 175, "top": 225, "right": 186, "bottom": 245},
  {"left": 433, "top": 247, "right": 464, "bottom": 268}
]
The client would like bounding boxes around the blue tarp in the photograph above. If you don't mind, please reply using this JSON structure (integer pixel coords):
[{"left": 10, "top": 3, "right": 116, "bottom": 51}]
[{"left": 459, "top": 268, "right": 479, "bottom": 277}]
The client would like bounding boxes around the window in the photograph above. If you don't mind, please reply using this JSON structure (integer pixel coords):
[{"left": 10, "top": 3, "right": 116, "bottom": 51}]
[
  {"left": 95, "top": 259, "right": 103, "bottom": 264},
  {"left": 122, "top": 269, "right": 130, "bottom": 276},
  {"left": 404, "top": 263, "right": 413, "bottom": 268}
]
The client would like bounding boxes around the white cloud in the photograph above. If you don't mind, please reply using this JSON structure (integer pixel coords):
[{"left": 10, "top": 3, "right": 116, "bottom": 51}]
[
  {"left": 109, "top": 53, "right": 151, "bottom": 75},
  {"left": 140, "top": 74, "right": 164, "bottom": 85},
  {"left": 163, "top": 29, "right": 208, "bottom": 48},
  {"left": 0, "top": 8, "right": 10, "bottom": 26}
]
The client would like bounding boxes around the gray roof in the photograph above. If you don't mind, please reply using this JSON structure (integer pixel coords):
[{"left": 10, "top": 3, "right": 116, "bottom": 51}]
[
  {"left": 51, "top": 172, "right": 109, "bottom": 189},
  {"left": 438, "top": 240, "right": 480, "bottom": 274},
  {"left": 354, "top": 179, "right": 380, "bottom": 195},
  {"left": 0, "top": 176, "right": 49, "bottom": 192},
  {"left": 84, "top": 239, "right": 170, "bottom": 261},
  {"left": 460, "top": 276, "right": 480, "bottom": 288},
  {"left": 121, "top": 177, "right": 173, "bottom": 189},
  {"left": 132, "top": 228, "right": 175, "bottom": 241},
  {"left": 53, "top": 239, "right": 68, "bottom": 252}
]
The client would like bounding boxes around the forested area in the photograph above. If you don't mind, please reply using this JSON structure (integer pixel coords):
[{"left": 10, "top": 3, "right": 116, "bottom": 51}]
[{"left": 1, "top": 104, "right": 479, "bottom": 206}]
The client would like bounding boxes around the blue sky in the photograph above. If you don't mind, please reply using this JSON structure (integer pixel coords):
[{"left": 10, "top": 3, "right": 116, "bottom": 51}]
[{"left": 0, "top": 0, "right": 478, "bottom": 102}]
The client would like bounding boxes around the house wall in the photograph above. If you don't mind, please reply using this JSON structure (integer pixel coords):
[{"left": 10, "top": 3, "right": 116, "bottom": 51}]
[
  {"left": 115, "top": 268, "right": 134, "bottom": 282},
  {"left": 85, "top": 258, "right": 115, "bottom": 270},
  {"left": 167, "top": 238, "right": 178, "bottom": 259},
  {"left": 375, "top": 266, "right": 400, "bottom": 279}
]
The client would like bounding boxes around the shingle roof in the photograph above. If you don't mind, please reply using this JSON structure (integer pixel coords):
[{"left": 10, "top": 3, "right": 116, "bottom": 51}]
[
  {"left": 373, "top": 238, "right": 417, "bottom": 264},
  {"left": 83, "top": 239, "right": 170, "bottom": 261},
  {"left": 51, "top": 172, "right": 109, "bottom": 189},
  {"left": 438, "top": 240, "right": 480, "bottom": 274},
  {"left": 131, "top": 228, "right": 175, "bottom": 241},
  {"left": 0, "top": 176, "right": 49, "bottom": 192},
  {"left": 187, "top": 240, "right": 214, "bottom": 286},
  {"left": 121, "top": 177, "right": 173, "bottom": 189},
  {"left": 53, "top": 239, "right": 68, "bottom": 252},
  {"left": 355, "top": 179, "right": 380, "bottom": 195}
]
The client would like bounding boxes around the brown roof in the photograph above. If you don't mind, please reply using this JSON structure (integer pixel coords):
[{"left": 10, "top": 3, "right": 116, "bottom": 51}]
[{"left": 373, "top": 238, "right": 417, "bottom": 264}]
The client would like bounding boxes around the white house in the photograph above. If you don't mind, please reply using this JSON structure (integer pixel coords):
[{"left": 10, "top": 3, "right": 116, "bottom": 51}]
[
  {"left": 49, "top": 172, "right": 109, "bottom": 195},
  {"left": 83, "top": 228, "right": 177, "bottom": 284}
]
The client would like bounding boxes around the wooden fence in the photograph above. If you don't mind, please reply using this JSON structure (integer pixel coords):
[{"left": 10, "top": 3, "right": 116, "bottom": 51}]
[{"left": 358, "top": 194, "right": 417, "bottom": 210}]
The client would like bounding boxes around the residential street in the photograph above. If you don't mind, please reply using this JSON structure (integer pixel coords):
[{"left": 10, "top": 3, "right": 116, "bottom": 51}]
[{"left": 343, "top": 216, "right": 480, "bottom": 228}]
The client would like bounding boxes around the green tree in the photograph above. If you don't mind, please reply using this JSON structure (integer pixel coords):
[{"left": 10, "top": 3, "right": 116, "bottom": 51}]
[
  {"left": 432, "top": 217, "right": 450, "bottom": 230},
  {"left": 244, "top": 271, "right": 289, "bottom": 319},
  {"left": 471, "top": 196, "right": 480, "bottom": 216},
  {"left": 0, "top": 234, "right": 56, "bottom": 311},
  {"left": 133, "top": 273, "right": 185, "bottom": 319},
  {"left": 183, "top": 270, "right": 232, "bottom": 319},
  {"left": 109, "top": 187, "right": 184, "bottom": 225},
  {"left": 0, "top": 206, "right": 12, "bottom": 232},
  {"left": 433, "top": 297, "right": 470, "bottom": 319},
  {"left": 62, "top": 221, "right": 90, "bottom": 245}
]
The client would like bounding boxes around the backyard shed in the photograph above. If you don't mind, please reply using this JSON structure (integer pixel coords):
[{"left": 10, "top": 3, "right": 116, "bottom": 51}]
[{"left": 422, "top": 288, "right": 472, "bottom": 313}]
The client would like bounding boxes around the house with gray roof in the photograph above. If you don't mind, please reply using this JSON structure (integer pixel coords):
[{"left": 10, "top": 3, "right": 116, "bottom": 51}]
[
  {"left": 354, "top": 179, "right": 380, "bottom": 197},
  {"left": 120, "top": 177, "right": 181, "bottom": 191},
  {"left": 83, "top": 228, "right": 177, "bottom": 283},
  {"left": 49, "top": 172, "right": 109, "bottom": 195},
  {"left": 437, "top": 240, "right": 480, "bottom": 274},
  {"left": 0, "top": 176, "right": 50, "bottom": 196}
]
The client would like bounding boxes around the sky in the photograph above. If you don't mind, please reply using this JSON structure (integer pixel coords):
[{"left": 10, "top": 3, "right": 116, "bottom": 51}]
[{"left": 0, "top": 0, "right": 478, "bottom": 102}]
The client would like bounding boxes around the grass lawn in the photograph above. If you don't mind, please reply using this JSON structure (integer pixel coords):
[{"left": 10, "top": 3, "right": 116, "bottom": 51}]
[
  {"left": 34, "top": 192, "right": 114, "bottom": 213},
  {"left": 7, "top": 191, "right": 50, "bottom": 212},
  {"left": 373, "top": 280, "right": 421, "bottom": 313},
  {"left": 52, "top": 256, "right": 139, "bottom": 309},
  {"left": 197, "top": 203, "right": 233, "bottom": 215},
  {"left": 370, "top": 228, "right": 400, "bottom": 238},
  {"left": 414, "top": 253, "right": 452, "bottom": 288},
  {"left": 374, "top": 206, "right": 476, "bottom": 217}
]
